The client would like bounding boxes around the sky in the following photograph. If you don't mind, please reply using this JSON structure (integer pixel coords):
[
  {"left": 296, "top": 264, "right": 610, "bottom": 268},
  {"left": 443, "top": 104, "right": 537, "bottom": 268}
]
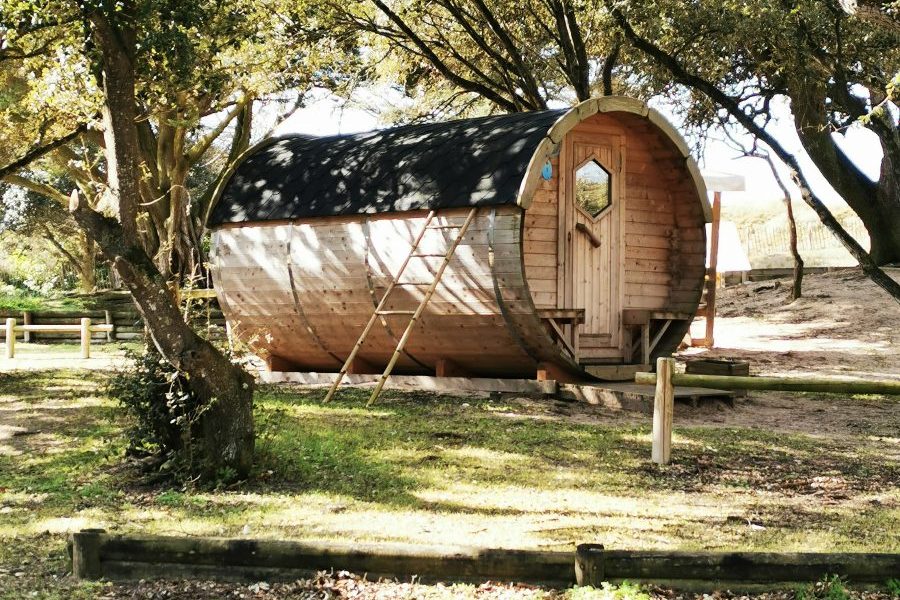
[{"left": 272, "top": 87, "right": 884, "bottom": 211}]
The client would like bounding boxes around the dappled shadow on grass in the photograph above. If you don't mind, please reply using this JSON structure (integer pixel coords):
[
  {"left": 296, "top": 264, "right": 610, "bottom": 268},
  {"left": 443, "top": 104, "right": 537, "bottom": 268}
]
[
  {"left": 253, "top": 407, "right": 418, "bottom": 505},
  {"left": 251, "top": 385, "right": 655, "bottom": 507},
  {"left": 3, "top": 370, "right": 897, "bottom": 554},
  {"left": 253, "top": 385, "right": 900, "bottom": 515},
  {"left": 643, "top": 427, "right": 900, "bottom": 499}
]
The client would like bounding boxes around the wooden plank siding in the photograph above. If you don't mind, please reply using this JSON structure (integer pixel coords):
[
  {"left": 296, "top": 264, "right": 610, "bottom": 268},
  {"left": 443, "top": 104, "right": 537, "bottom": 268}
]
[
  {"left": 522, "top": 157, "right": 560, "bottom": 309},
  {"left": 212, "top": 206, "right": 578, "bottom": 378},
  {"left": 520, "top": 111, "right": 706, "bottom": 365}
]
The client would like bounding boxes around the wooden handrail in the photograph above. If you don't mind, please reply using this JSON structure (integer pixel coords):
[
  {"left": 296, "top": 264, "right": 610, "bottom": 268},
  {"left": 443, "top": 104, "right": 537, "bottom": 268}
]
[
  {"left": 13, "top": 324, "right": 114, "bottom": 332},
  {"left": 636, "top": 371, "right": 900, "bottom": 396}
]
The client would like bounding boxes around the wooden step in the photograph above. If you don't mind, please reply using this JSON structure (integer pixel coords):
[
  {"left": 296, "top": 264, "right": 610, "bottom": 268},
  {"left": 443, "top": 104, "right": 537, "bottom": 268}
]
[
  {"left": 579, "top": 346, "right": 621, "bottom": 360},
  {"left": 579, "top": 356, "right": 624, "bottom": 365},
  {"left": 579, "top": 333, "right": 612, "bottom": 347}
]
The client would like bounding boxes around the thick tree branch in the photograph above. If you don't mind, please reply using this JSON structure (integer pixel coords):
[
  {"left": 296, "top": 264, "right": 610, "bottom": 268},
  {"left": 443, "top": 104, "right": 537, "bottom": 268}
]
[
  {"left": 185, "top": 95, "right": 250, "bottom": 165},
  {"left": 40, "top": 222, "right": 83, "bottom": 269},
  {"left": 467, "top": 0, "right": 546, "bottom": 108},
  {"left": 609, "top": 4, "right": 900, "bottom": 303},
  {"left": 602, "top": 41, "right": 621, "bottom": 96},
  {"left": 1, "top": 174, "right": 70, "bottom": 205},
  {"left": 368, "top": 0, "right": 519, "bottom": 112},
  {"left": 0, "top": 125, "right": 87, "bottom": 181}
]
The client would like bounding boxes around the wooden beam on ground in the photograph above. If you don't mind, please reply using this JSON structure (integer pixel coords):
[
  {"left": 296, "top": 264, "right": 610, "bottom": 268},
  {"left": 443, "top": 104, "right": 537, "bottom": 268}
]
[
  {"left": 536, "top": 361, "right": 580, "bottom": 384},
  {"left": 71, "top": 530, "right": 900, "bottom": 587},
  {"left": 636, "top": 372, "right": 900, "bottom": 396},
  {"left": 260, "top": 371, "right": 558, "bottom": 396}
]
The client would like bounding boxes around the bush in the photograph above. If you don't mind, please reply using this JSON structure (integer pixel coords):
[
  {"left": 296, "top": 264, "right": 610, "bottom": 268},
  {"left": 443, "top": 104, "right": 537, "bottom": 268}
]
[{"left": 108, "top": 345, "right": 203, "bottom": 476}]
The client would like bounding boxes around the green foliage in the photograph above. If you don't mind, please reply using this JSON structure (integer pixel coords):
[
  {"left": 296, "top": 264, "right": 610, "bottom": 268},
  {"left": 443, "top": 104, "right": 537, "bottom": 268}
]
[
  {"left": 107, "top": 345, "right": 201, "bottom": 472},
  {"left": 1, "top": 0, "right": 355, "bottom": 282},
  {"left": 0, "top": 282, "right": 86, "bottom": 311},
  {"left": 795, "top": 575, "right": 853, "bottom": 600},
  {"left": 566, "top": 581, "right": 650, "bottom": 600},
  {"left": 886, "top": 578, "right": 900, "bottom": 597}
]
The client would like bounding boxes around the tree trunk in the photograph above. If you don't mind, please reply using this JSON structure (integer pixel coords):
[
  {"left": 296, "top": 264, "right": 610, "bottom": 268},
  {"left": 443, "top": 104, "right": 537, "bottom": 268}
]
[
  {"left": 80, "top": 4, "right": 254, "bottom": 480},
  {"left": 71, "top": 197, "right": 255, "bottom": 479},
  {"left": 785, "top": 196, "right": 804, "bottom": 302},
  {"left": 790, "top": 82, "right": 900, "bottom": 266},
  {"left": 766, "top": 156, "right": 804, "bottom": 301},
  {"left": 80, "top": 235, "right": 97, "bottom": 294}
]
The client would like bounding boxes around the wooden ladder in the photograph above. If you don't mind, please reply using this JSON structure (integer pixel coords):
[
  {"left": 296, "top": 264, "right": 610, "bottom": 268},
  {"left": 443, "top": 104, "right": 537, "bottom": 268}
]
[{"left": 323, "top": 207, "right": 479, "bottom": 406}]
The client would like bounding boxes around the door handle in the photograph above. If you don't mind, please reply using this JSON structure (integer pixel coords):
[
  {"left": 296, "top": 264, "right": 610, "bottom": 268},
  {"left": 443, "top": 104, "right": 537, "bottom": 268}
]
[{"left": 575, "top": 222, "right": 601, "bottom": 248}]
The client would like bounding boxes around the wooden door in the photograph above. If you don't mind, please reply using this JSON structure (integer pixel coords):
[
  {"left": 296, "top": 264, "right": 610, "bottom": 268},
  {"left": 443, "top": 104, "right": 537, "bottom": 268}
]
[{"left": 559, "top": 132, "right": 624, "bottom": 358}]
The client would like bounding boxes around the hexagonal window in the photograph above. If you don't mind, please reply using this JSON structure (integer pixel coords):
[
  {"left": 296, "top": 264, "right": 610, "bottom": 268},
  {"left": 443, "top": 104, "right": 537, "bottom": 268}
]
[{"left": 575, "top": 159, "right": 611, "bottom": 218}]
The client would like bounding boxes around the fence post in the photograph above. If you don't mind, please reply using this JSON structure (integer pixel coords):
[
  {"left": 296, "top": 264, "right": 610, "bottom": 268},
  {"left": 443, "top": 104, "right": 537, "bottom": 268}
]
[
  {"left": 104, "top": 310, "right": 114, "bottom": 342},
  {"left": 652, "top": 356, "right": 675, "bottom": 465},
  {"left": 4, "top": 318, "right": 15, "bottom": 359},
  {"left": 81, "top": 318, "right": 91, "bottom": 359},
  {"left": 71, "top": 528, "right": 105, "bottom": 579},
  {"left": 22, "top": 311, "right": 31, "bottom": 342}
]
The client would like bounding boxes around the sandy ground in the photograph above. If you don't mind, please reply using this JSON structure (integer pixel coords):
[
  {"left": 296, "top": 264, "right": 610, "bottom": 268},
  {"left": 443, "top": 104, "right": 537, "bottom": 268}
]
[
  {"left": 684, "top": 268, "right": 900, "bottom": 380},
  {"left": 661, "top": 269, "right": 898, "bottom": 444}
]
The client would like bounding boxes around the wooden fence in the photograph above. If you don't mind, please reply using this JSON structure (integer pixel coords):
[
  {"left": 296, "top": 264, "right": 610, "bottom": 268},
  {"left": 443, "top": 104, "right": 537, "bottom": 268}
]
[
  {"left": 638, "top": 358, "right": 900, "bottom": 464},
  {"left": 4, "top": 318, "right": 113, "bottom": 359},
  {"left": 0, "top": 291, "right": 227, "bottom": 344},
  {"left": 741, "top": 219, "right": 868, "bottom": 259}
]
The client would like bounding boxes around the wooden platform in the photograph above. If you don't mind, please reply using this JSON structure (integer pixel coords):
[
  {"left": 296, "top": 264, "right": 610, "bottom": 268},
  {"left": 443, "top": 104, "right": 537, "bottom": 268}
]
[
  {"left": 260, "top": 371, "right": 733, "bottom": 413},
  {"left": 558, "top": 382, "right": 734, "bottom": 412}
]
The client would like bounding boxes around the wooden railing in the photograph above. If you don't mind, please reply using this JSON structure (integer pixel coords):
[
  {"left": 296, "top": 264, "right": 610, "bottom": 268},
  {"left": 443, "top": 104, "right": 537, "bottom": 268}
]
[
  {"left": 639, "top": 357, "right": 900, "bottom": 465},
  {"left": 3, "top": 318, "right": 114, "bottom": 359}
]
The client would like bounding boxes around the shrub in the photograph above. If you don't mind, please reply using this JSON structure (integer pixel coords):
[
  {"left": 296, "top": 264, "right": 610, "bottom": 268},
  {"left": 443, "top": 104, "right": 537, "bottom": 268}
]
[{"left": 108, "top": 345, "right": 203, "bottom": 476}]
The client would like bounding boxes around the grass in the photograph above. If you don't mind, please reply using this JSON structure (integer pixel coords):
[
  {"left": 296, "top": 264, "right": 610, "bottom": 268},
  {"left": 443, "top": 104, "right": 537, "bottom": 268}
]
[
  {"left": 0, "top": 287, "right": 88, "bottom": 313},
  {"left": 0, "top": 370, "right": 898, "bottom": 598}
]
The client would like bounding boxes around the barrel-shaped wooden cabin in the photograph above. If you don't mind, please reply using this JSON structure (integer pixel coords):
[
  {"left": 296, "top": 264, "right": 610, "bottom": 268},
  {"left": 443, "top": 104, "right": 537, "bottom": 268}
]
[{"left": 208, "top": 97, "right": 710, "bottom": 380}]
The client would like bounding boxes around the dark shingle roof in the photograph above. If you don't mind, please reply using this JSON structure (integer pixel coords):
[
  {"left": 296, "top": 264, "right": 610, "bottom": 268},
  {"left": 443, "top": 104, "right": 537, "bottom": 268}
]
[{"left": 208, "top": 109, "right": 566, "bottom": 226}]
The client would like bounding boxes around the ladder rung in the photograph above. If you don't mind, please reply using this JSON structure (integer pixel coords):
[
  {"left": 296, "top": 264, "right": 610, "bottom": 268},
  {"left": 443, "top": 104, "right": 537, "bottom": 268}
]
[
  {"left": 427, "top": 224, "right": 462, "bottom": 229},
  {"left": 394, "top": 282, "right": 430, "bottom": 286},
  {"left": 376, "top": 310, "right": 417, "bottom": 315},
  {"left": 412, "top": 253, "right": 449, "bottom": 257}
]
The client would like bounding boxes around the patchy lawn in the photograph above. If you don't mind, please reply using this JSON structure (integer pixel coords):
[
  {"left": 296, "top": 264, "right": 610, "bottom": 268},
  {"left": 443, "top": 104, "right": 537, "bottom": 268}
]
[
  {"left": 0, "top": 367, "right": 898, "bottom": 598},
  {"left": 0, "top": 289, "right": 88, "bottom": 313}
]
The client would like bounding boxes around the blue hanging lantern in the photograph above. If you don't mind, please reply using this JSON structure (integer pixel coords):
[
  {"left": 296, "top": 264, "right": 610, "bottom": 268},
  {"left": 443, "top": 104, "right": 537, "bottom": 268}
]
[{"left": 541, "top": 161, "right": 553, "bottom": 180}]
